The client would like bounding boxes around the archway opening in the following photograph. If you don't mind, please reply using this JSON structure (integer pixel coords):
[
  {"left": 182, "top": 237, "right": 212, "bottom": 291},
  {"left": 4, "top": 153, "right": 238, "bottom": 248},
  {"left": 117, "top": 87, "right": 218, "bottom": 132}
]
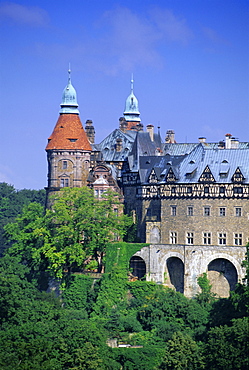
[
  {"left": 166, "top": 257, "right": 184, "bottom": 293},
  {"left": 207, "top": 258, "right": 238, "bottom": 298},
  {"left": 129, "top": 256, "right": 146, "bottom": 280}
]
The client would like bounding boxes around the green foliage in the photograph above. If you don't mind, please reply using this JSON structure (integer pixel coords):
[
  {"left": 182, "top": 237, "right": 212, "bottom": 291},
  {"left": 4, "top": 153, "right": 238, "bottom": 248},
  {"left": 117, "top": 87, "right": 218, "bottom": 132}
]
[
  {"left": 137, "top": 286, "right": 209, "bottom": 340},
  {"left": 62, "top": 274, "right": 99, "bottom": 314},
  {"left": 205, "top": 317, "right": 249, "bottom": 370},
  {"left": 5, "top": 187, "right": 132, "bottom": 282},
  {"left": 113, "top": 346, "right": 163, "bottom": 370},
  {"left": 105, "top": 242, "right": 148, "bottom": 273},
  {"left": 160, "top": 331, "right": 205, "bottom": 369},
  {"left": 92, "top": 265, "right": 128, "bottom": 317},
  {"left": 195, "top": 272, "right": 217, "bottom": 309},
  {"left": 0, "top": 182, "right": 45, "bottom": 254}
]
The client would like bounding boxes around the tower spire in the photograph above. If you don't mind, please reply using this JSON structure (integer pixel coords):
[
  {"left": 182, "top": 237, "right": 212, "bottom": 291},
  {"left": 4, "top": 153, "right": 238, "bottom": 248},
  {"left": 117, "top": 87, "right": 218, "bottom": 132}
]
[
  {"left": 60, "top": 67, "right": 79, "bottom": 114},
  {"left": 123, "top": 75, "right": 141, "bottom": 123}
]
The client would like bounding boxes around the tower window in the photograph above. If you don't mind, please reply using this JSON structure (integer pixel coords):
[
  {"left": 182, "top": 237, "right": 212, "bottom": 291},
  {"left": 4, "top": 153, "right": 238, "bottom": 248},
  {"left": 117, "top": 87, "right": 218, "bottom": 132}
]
[
  {"left": 171, "top": 206, "right": 177, "bottom": 216},
  {"left": 60, "top": 178, "right": 69, "bottom": 187},
  {"left": 187, "top": 206, "right": 193, "bottom": 216},
  {"left": 63, "top": 161, "right": 67, "bottom": 169}
]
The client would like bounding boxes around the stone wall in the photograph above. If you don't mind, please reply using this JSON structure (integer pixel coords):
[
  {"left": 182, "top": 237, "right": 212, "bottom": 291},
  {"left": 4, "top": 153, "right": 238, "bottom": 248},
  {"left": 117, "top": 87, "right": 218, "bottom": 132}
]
[{"left": 132, "top": 244, "right": 246, "bottom": 298}]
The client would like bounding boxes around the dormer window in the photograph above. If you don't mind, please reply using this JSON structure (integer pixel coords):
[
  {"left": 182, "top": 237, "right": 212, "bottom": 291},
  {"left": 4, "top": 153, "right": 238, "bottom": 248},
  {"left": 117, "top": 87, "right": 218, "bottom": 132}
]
[{"left": 68, "top": 138, "right": 77, "bottom": 142}]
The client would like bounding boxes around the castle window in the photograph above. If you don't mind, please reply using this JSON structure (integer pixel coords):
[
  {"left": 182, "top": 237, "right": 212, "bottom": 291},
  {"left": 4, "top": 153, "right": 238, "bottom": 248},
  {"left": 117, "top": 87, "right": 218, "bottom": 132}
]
[
  {"left": 204, "top": 186, "right": 209, "bottom": 194},
  {"left": 63, "top": 161, "right": 67, "bottom": 169},
  {"left": 187, "top": 187, "right": 192, "bottom": 194},
  {"left": 235, "top": 207, "right": 242, "bottom": 217},
  {"left": 186, "top": 232, "right": 194, "bottom": 245},
  {"left": 234, "top": 187, "right": 243, "bottom": 194},
  {"left": 171, "top": 187, "right": 176, "bottom": 194},
  {"left": 60, "top": 178, "right": 69, "bottom": 187},
  {"left": 204, "top": 207, "right": 210, "bottom": 216},
  {"left": 219, "top": 207, "right": 226, "bottom": 217},
  {"left": 218, "top": 233, "right": 226, "bottom": 245},
  {"left": 234, "top": 233, "right": 242, "bottom": 246},
  {"left": 171, "top": 206, "right": 177, "bottom": 216},
  {"left": 203, "top": 232, "right": 211, "bottom": 245},
  {"left": 219, "top": 186, "right": 225, "bottom": 194},
  {"left": 187, "top": 206, "right": 193, "bottom": 216},
  {"left": 170, "top": 231, "right": 177, "bottom": 244},
  {"left": 68, "top": 139, "right": 77, "bottom": 142}
]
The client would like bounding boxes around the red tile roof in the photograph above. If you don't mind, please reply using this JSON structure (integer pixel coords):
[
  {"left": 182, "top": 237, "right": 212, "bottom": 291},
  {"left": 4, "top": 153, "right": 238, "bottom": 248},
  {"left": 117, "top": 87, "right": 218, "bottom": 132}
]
[{"left": 46, "top": 114, "right": 92, "bottom": 151}]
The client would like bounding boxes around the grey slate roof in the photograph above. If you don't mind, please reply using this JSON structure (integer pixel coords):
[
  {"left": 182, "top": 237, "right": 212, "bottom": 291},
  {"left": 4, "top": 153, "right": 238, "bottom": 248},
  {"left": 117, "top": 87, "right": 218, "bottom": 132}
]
[
  {"left": 129, "top": 142, "right": 249, "bottom": 184},
  {"left": 93, "top": 129, "right": 137, "bottom": 162}
]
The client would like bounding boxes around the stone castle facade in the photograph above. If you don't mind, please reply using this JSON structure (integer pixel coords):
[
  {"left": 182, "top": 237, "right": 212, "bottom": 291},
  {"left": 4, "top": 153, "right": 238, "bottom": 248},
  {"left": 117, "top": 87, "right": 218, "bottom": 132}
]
[{"left": 45, "top": 71, "right": 248, "bottom": 297}]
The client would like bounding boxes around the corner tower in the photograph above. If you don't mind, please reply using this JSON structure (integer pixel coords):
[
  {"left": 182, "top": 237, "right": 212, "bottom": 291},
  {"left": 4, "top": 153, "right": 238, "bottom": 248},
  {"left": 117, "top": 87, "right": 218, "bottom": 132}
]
[{"left": 45, "top": 69, "right": 92, "bottom": 203}]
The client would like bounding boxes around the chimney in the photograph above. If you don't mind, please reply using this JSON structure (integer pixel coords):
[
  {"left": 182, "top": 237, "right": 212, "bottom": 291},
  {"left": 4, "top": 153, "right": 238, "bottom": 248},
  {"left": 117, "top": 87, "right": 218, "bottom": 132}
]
[
  {"left": 225, "top": 133, "right": 232, "bottom": 149},
  {"left": 85, "top": 120, "right": 95, "bottom": 144},
  {"left": 116, "top": 138, "right": 123, "bottom": 152},
  {"left": 119, "top": 117, "right": 127, "bottom": 132},
  {"left": 165, "top": 130, "right": 175, "bottom": 143},
  {"left": 231, "top": 138, "right": 239, "bottom": 149},
  {"left": 199, "top": 137, "right": 206, "bottom": 143},
  {"left": 147, "top": 124, "right": 154, "bottom": 141}
]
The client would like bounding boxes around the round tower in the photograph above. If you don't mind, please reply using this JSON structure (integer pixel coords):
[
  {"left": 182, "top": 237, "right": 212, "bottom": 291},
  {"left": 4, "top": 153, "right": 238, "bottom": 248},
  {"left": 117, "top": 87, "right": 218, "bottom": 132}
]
[{"left": 45, "top": 69, "right": 92, "bottom": 205}]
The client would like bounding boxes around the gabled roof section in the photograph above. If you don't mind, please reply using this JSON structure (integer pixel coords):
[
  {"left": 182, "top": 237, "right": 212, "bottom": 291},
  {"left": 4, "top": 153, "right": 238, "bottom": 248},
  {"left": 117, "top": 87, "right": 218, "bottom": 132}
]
[
  {"left": 46, "top": 114, "right": 92, "bottom": 151},
  {"left": 231, "top": 167, "right": 245, "bottom": 183},
  {"left": 165, "top": 167, "right": 178, "bottom": 182},
  {"left": 198, "top": 165, "right": 216, "bottom": 183}
]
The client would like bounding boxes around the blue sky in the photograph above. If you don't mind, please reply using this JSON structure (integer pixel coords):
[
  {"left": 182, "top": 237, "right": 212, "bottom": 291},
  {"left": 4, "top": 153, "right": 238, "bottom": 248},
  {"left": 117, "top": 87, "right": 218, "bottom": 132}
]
[{"left": 0, "top": 0, "right": 248, "bottom": 189}]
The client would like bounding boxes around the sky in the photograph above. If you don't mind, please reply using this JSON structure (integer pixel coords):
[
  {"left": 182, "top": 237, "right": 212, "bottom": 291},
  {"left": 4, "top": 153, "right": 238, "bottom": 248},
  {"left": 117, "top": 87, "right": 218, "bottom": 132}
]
[{"left": 0, "top": 0, "right": 248, "bottom": 190}]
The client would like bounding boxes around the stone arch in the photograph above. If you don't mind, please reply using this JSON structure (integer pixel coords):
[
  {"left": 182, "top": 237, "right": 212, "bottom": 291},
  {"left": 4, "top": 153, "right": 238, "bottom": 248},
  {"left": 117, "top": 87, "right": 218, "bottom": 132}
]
[
  {"left": 207, "top": 258, "right": 238, "bottom": 298},
  {"left": 149, "top": 226, "right": 160, "bottom": 244},
  {"left": 129, "top": 256, "right": 146, "bottom": 280},
  {"left": 160, "top": 252, "right": 185, "bottom": 293},
  {"left": 166, "top": 257, "right": 184, "bottom": 293}
]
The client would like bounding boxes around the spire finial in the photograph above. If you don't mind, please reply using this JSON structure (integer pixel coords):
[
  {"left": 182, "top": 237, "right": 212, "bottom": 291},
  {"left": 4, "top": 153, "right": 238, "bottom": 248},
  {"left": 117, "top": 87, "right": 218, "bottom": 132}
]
[
  {"left": 131, "top": 73, "right": 134, "bottom": 93},
  {"left": 68, "top": 63, "right": 71, "bottom": 83}
]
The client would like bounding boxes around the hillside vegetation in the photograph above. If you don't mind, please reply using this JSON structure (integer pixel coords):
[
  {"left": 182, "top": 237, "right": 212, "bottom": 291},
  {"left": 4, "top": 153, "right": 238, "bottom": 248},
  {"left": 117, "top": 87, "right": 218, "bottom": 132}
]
[{"left": 0, "top": 184, "right": 248, "bottom": 369}]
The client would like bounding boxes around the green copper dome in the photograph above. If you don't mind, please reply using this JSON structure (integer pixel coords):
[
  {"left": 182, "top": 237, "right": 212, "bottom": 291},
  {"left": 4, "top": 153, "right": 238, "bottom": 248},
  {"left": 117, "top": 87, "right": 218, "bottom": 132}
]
[
  {"left": 60, "top": 69, "right": 80, "bottom": 114},
  {"left": 123, "top": 77, "right": 141, "bottom": 122}
]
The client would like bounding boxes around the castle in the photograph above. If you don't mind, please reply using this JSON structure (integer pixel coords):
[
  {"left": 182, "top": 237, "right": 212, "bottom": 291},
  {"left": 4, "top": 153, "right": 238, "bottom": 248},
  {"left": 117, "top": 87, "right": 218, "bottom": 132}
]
[{"left": 45, "top": 71, "right": 248, "bottom": 298}]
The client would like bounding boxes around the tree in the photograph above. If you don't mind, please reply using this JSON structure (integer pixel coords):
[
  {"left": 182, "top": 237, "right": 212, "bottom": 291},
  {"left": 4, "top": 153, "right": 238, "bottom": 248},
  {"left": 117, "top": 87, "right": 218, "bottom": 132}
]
[
  {"left": 5, "top": 187, "right": 131, "bottom": 281},
  {"left": 195, "top": 272, "right": 217, "bottom": 309},
  {"left": 204, "top": 317, "right": 249, "bottom": 370},
  {"left": 0, "top": 182, "right": 45, "bottom": 255},
  {"left": 160, "top": 332, "right": 205, "bottom": 370}
]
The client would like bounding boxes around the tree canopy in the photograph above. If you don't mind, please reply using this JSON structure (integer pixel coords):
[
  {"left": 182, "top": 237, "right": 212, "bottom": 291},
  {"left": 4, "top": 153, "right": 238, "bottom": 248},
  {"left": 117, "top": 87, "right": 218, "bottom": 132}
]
[{"left": 5, "top": 187, "right": 132, "bottom": 281}]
